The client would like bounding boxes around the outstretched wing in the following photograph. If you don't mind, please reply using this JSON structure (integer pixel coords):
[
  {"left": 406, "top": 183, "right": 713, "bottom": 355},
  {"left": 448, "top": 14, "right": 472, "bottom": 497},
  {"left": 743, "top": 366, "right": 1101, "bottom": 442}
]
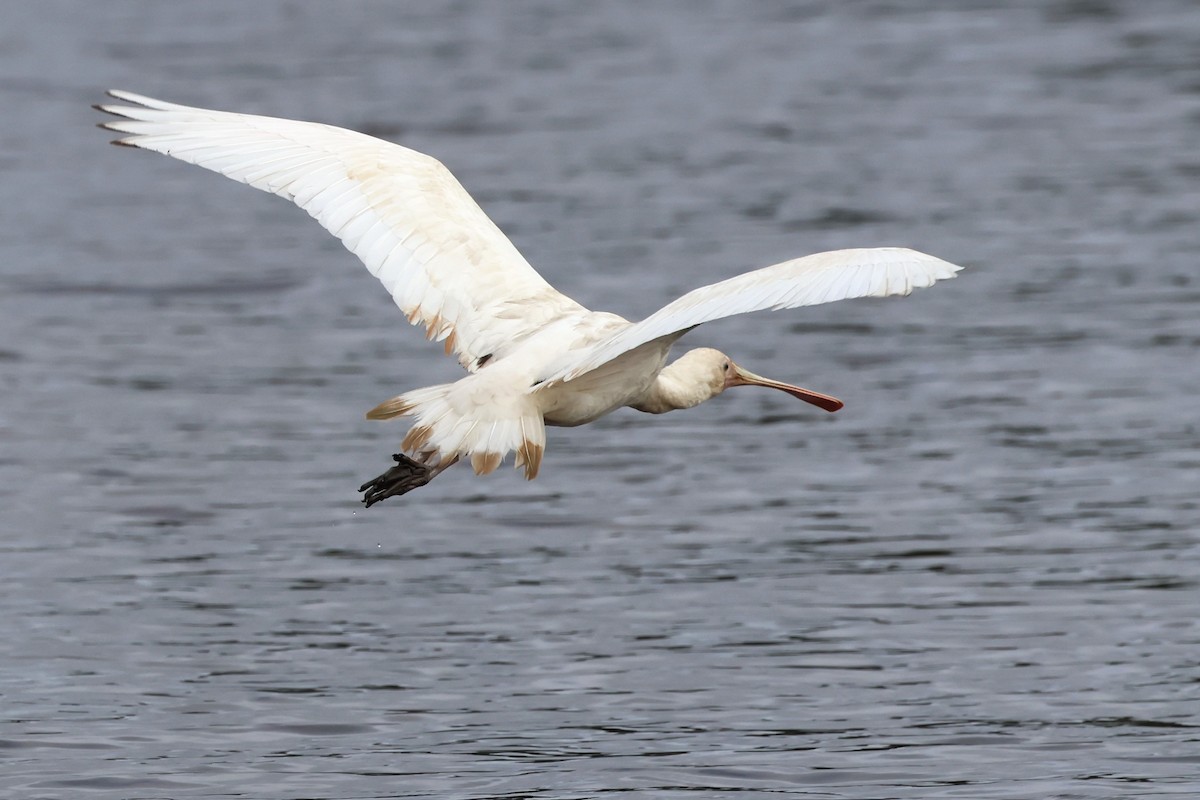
[
  {"left": 539, "top": 247, "right": 963, "bottom": 383},
  {"left": 96, "top": 90, "right": 586, "bottom": 371}
]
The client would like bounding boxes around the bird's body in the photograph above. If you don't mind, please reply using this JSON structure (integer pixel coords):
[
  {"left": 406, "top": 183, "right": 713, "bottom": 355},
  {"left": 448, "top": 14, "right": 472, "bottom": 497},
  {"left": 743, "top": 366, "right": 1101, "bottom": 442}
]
[{"left": 96, "top": 91, "right": 964, "bottom": 505}]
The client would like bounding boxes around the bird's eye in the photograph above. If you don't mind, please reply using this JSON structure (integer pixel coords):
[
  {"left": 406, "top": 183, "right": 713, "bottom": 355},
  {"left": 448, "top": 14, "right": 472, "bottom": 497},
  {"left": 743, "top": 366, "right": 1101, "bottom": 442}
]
[{"left": 722, "top": 362, "right": 730, "bottom": 372}]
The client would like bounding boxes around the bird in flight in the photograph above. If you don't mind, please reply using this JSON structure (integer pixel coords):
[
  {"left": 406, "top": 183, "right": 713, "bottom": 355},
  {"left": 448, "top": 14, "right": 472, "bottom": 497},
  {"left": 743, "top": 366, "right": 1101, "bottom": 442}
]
[{"left": 96, "top": 91, "right": 963, "bottom": 506}]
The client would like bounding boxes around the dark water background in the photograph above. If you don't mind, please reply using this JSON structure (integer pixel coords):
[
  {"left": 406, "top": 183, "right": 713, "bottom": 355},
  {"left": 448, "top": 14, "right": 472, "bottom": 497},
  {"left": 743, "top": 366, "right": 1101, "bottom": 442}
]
[{"left": 3, "top": 2, "right": 1199, "bottom": 797}]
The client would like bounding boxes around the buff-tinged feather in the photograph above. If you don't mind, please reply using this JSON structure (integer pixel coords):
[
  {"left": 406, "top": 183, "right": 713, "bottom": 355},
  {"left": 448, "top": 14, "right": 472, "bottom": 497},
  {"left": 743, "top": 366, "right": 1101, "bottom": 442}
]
[
  {"left": 519, "top": 440, "right": 543, "bottom": 480},
  {"left": 402, "top": 424, "right": 434, "bottom": 453},
  {"left": 471, "top": 451, "right": 502, "bottom": 475},
  {"left": 424, "top": 312, "right": 443, "bottom": 340},
  {"left": 366, "top": 396, "right": 413, "bottom": 420}
]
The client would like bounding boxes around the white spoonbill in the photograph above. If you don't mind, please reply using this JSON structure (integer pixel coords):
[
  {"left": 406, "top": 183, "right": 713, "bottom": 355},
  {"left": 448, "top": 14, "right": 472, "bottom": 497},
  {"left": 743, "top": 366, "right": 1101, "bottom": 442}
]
[{"left": 96, "top": 91, "right": 963, "bottom": 506}]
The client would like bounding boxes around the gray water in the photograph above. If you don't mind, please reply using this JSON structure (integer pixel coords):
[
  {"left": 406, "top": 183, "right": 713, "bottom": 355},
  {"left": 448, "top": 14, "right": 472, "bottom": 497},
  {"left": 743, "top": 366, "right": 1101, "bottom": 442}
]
[{"left": 3, "top": 2, "right": 1199, "bottom": 797}]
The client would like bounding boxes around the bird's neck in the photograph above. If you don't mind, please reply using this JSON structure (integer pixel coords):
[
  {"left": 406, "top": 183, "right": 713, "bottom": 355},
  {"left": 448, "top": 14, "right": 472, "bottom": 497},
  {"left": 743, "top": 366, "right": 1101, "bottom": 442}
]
[{"left": 630, "top": 362, "right": 716, "bottom": 415}]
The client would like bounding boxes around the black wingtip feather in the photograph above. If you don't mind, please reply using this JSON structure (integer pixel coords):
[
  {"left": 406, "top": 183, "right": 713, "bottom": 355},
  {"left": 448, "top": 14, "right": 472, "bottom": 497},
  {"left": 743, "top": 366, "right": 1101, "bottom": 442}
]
[
  {"left": 94, "top": 105, "right": 138, "bottom": 121},
  {"left": 95, "top": 121, "right": 138, "bottom": 147},
  {"left": 94, "top": 98, "right": 142, "bottom": 147},
  {"left": 104, "top": 90, "right": 156, "bottom": 108}
]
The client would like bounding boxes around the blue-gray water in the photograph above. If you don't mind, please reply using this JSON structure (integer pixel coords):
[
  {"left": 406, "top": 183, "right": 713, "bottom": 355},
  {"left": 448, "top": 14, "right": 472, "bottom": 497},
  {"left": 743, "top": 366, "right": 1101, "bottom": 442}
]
[{"left": 3, "top": 2, "right": 1199, "bottom": 797}]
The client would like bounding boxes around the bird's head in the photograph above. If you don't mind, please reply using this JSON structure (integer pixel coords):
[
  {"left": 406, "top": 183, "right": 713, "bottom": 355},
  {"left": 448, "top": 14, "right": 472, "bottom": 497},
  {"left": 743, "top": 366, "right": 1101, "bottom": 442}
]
[{"left": 678, "top": 347, "right": 844, "bottom": 412}]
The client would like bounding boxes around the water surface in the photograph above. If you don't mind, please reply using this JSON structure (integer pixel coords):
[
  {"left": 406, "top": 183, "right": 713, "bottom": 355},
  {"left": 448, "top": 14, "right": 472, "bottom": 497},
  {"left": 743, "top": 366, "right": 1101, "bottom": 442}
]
[{"left": 2, "top": 2, "right": 1198, "bottom": 797}]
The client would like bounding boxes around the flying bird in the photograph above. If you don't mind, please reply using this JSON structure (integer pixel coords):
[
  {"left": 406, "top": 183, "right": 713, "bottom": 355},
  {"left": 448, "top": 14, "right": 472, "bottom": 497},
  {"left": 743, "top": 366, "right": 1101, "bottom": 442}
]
[{"left": 96, "top": 90, "right": 963, "bottom": 506}]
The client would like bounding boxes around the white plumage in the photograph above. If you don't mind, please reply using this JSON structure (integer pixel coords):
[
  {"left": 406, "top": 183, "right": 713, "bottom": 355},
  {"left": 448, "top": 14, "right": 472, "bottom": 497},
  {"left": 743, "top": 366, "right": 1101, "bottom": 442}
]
[{"left": 96, "top": 91, "right": 964, "bottom": 505}]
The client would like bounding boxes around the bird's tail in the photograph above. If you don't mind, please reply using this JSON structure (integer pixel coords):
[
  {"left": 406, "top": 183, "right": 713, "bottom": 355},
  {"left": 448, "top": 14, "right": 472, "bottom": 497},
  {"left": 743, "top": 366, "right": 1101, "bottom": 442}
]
[{"left": 366, "top": 380, "right": 545, "bottom": 479}]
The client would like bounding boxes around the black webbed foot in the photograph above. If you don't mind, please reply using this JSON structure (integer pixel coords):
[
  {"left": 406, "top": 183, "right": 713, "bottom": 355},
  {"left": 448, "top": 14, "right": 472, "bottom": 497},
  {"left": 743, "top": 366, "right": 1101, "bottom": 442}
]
[{"left": 359, "top": 453, "right": 434, "bottom": 507}]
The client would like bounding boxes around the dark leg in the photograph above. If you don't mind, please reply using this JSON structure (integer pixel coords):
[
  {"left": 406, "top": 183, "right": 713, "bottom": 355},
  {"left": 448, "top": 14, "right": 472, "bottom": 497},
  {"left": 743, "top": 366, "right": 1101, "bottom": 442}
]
[{"left": 359, "top": 453, "right": 435, "bottom": 507}]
